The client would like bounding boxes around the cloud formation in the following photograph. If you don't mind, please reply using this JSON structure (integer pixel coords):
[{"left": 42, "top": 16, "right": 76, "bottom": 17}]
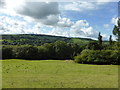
[
  {"left": 70, "top": 20, "right": 98, "bottom": 38},
  {"left": 0, "top": 0, "right": 113, "bottom": 40},
  {"left": 57, "top": 17, "right": 74, "bottom": 27},
  {"left": 0, "top": 1, "right": 60, "bottom": 25},
  {"left": 0, "top": 16, "right": 27, "bottom": 34},
  {"left": 59, "top": 1, "right": 109, "bottom": 12},
  {"left": 0, "top": 14, "right": 101, "bottom": 39},
  {"left": 61, "top": 2, "right": 97, "bottom": 12},
  {"left": 16, "top": 2, "right": 60, "bottom": 25},
  {"left": 17, "top": 2, "right": 59, "bottom": 19}
]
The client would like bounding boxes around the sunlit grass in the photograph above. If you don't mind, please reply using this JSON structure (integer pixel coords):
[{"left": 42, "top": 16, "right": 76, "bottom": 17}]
[{"left": 2, "top": 59, "right": 118, "bottom": 88}]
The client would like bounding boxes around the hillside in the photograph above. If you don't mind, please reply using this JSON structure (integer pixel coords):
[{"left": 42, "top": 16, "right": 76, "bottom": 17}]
[{"left": 1, "top": 34, "right": 94, "bottom": 45}]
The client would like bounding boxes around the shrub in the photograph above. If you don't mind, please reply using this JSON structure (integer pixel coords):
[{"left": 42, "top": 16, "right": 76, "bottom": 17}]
[{"left": 74, "top": 49, "right": 120, "bottom": 65}]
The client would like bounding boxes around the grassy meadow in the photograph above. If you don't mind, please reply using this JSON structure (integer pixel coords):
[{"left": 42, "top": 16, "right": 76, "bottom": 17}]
[{"left": 2, "top": 59, "right": 118, "bottom": 88}]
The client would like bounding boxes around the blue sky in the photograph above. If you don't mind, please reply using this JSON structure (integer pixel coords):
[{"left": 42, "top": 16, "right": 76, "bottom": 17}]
[
  {"left": 0, "top": 1, "right": 119, "bottom": 40},
  {"left": 60, "top": 2, "right": 118, "bottom": 34}
]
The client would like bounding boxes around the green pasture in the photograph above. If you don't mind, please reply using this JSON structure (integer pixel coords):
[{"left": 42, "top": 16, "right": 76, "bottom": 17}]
[{"left": 2, "top": 59, "right": 118, "bottom": 88}]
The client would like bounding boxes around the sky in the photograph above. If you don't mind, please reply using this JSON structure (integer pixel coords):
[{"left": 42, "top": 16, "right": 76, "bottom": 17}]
[{"left": 0, "top": 0, "right": 119, "bottom": 40}]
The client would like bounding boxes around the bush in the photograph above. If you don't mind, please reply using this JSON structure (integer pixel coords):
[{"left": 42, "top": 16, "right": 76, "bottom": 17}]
[{"left": 74, "top": 49, "right": 120, "bottom": 65}]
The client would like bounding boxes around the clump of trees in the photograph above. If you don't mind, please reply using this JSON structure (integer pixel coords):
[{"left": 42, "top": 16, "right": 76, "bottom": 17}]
[
  {"left": 74, "top": 49, "right": 119, "bottom": 65},
  {"left": 2, "top": 41, "right": 85, "bottom": 60}
]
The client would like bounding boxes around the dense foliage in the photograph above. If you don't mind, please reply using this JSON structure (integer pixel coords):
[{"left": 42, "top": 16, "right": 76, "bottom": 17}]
[
  {"left": 74, "top": 41, "right": 120, "bottom": 65},
  {"left": 2, "top": 41, "right": 85, "bottom": 60},
  {"left": 74, "top": 49, "right": 120, "bottom": 65},
  {"left": 1, "top": 34, "right": 93, "bottom": 45}
]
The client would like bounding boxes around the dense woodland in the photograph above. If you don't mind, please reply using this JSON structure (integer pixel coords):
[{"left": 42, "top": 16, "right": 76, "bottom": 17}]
[
  {"left": 1, "top": 34, "right": 93, "bottom": 45},
  {"left": 1, "top": 19, "right": 120, "bottom": 65}
]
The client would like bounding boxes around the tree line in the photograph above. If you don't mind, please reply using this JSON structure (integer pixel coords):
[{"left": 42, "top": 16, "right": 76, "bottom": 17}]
[
  {"left": 2, "top": 41, "right": 84, "bottom": 60},
  {"left": 2, "top": 39, "right": 120, "bottom": 64}
]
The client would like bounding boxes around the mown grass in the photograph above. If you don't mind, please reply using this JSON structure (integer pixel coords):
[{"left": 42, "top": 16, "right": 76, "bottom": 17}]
[{"left": 2, "top": 59, "right": 118, "bottom": 88}]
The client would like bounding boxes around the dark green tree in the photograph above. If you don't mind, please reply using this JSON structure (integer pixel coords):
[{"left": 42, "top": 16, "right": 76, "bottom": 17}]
[
  {"left": 113, "top": 18, "right": 120, "bottom": 42},
  {"left": 42, "top": 43, "right": 56, "bottom": 59},
  {"left": 98, "top": 32, "right": 102, "bottom": 45},
  {"left": 54, "top": 41, "right": 73, "bottom": 59},
  {"left": 13, "top": 45, "right": 38, "bottom": 59},
  {"left": 2, "top": 46, "right": 13, "bottom": 59},
  {"left": 86, "top": 41, "right": 102, "bottom": 50},
  {"left": 109, "top": 35, "right": 112, "bottom": 45}
]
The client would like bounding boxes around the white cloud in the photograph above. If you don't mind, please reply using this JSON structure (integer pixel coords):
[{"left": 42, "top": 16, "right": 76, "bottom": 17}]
[
  {"left": 0, "top": 15, "right": 30, "bottom": 34},
  {"left": 50, "top": 27, "right": 70, "bottom": 37},
  {"left": 111, "top": 17, "right": 118, "bottom": 25},
  {"left": 0, "top": 15, "right": 54, "bottom": 34},
  {"left": 0, "top": 0, "right": 25, "bottom": 16},
  {"left": 57, "top": 17, "right": 74, "bottom": 27},
  {"left": 96, "top": 0, "right": 118, "bottom": 2},
  {"left": 72, "top": 20, "right": 89, "bottom": 28},
  {"left": 0, "top": 1, "right": 60, "bottom": 25},
  {"left": 48, "top": 19, "right": 103, "bottom": 40},
  {"left": 103, "top": 24, "right": 109, "bottom": 29},
  {"left": 38, "top": 15, "right": 59, "bottom": 25},
  {"left": 11, "top": 0, "right": 119, "bottom": 2},
  {"left": 17, "top": 2, "right": 59, "bottom": 19},
  {"left": 102, "top": 34, "right": 109, "bottom": 40},
  {"left": 70, "top": 20, "right": 98, "bottom": 39},
  {"left": 59, "top": 1, "right": 111, "bottom": 12},
  {"left": 0, "top": 0, "right": 5, "bottom": 8},
  {"left": 61, "top": 2, "right": 97, "bottom": 12},
  {"left": 5, "top": 0, "right": 25, "bottom": 11},
  {"left": 0, "top": 14, "right": 109, "bottom": 40}
]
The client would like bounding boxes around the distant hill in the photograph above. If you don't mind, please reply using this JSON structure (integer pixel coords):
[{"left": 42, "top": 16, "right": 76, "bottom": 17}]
[{"left": 1, "top": 34, "right": 94, "bottom": 45}]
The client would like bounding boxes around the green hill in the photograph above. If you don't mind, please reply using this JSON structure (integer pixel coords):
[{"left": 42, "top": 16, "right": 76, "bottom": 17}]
[{"left": 1, "top": 34, "right": 94, "bottom": 45}]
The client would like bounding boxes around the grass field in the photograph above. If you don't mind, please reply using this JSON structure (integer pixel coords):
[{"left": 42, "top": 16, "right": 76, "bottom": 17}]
[{"left": 2, "top": 59, "right": 118, "bottom": 88}]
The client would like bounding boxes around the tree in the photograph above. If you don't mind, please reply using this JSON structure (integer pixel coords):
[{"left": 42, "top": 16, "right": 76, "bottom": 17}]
[
  {"left": 113, "top": 18, "right": 120, "bottom": 42},
  {"left": 37, "top": 46, "right": 48, "bottom": 59},
  {"left": 86, "top": 41, "right": 102, "bottom": 50},
  {"left": 109, "top": 35, "right": 112, "bottom": 45},
  {"left": 2, "top": 46, "right": 13, "bottom": 59},
  {"left": 54, "top": 41, "right": 73, "bottom": 59},
  {"left": 98, "top": 32, "right": 102, "bottom": 45},
  {"left": 42, "top": 43, "right": 56, "bottom": 59},
  {"left": 13, "top": 45, "right": 38, "bottom": 59}
]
